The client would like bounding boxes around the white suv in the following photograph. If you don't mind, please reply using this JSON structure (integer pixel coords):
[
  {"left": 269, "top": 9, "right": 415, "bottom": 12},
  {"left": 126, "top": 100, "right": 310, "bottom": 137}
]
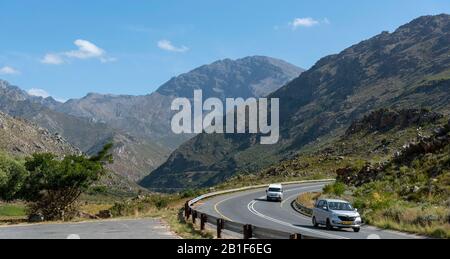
[
  {"left": 266, "top": 184, "right": 284, "bottom": 202},
  {"left": 312, "top": 199, "right": 362, "bottom": 233}
]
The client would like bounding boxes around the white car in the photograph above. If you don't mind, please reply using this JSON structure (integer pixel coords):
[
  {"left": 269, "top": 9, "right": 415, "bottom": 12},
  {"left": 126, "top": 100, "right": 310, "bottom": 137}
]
[
  {"left": 266, "top": 184, "right": 284, "bottom": 202},
  {"left": 312, "top": 199, "right": 362, "bottom": 233}
]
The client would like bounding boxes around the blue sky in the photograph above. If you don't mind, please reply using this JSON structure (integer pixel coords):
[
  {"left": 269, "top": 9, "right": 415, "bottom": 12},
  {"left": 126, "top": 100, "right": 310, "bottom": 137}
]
[{"left": 0, "top": 0, "right": 448, "bottom": 101}]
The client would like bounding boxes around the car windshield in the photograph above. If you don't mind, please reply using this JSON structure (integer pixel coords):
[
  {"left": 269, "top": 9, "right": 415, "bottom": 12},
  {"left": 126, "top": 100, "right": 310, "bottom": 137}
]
[
  {"left": 268, "top": 188, "right": 281, "bottom": 192},
  {"left": 328, "top": 202, "right": 354, "bottom": 211}
]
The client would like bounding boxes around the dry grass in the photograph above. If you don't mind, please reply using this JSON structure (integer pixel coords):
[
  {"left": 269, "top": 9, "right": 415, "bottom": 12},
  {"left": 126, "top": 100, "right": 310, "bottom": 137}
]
[
  {"left": 296, "top": 192, "right": 321, "bottom": 208},
  {"left": 79, "top": 203, "right": 113, "bottom": 216},
  {"left": 370, "top": 218, "right": 450, "bottom": 239},
  {"left": 366, "top": 205, "right": 450, "bottom": 238}
]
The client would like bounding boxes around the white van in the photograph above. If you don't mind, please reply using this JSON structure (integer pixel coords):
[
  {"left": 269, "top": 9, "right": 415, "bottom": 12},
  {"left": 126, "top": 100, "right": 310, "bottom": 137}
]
[{"left": 266, "top": 184, "right": 284, "bottom": 202}]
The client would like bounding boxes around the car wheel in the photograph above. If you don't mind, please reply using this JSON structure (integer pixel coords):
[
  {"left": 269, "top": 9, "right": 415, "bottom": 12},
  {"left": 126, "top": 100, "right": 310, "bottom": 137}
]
[
  {"left": 353, "top": 227, "right": 360, "bottom": 233},
  {"left": 312, "top": 217, "right": 319, "bottom": 228},
  {"left": 326, "top": 219, "right": 333, "bottom": 230}
]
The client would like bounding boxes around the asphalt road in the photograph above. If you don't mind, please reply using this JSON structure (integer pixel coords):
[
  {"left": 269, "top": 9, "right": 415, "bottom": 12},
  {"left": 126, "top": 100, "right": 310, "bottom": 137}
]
[
  {"left": 194, "top": 182, "right": 423, "bottom": 239},
  {"left": 0, "top": 218, "right": 179, "bottom": 239}
]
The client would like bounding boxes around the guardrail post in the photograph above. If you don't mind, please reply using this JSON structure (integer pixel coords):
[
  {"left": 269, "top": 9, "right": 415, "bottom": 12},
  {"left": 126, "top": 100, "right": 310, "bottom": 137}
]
[
  {"left": 192, "top": 210, "right": 197, "bottom": 224},
  {"left": 200, "top": 214, "right": 208, "bottom": 231},
  {"left": 184, "top": 202, "right": 190, "bottom": 219},
  {"left": 217, "top": 219, "right": 224, "bottom": 239},
  {"left": 290, "top": 233, "right": 303, "bottom": 240},
  {"left": 243, "top": 224, "right": 253, "bottom": 239}
]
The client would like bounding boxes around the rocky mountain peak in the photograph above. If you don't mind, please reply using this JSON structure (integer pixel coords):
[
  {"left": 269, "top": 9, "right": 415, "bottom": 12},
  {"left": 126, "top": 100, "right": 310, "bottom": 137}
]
[{"left": 156, "top": 56, "right": 303, "bottom": 99}]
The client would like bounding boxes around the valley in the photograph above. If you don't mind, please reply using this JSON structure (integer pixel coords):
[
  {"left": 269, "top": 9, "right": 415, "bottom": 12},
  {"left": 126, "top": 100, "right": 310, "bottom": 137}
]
[{"left": 0, "top": 11, "right": 449, "bottom": 239}]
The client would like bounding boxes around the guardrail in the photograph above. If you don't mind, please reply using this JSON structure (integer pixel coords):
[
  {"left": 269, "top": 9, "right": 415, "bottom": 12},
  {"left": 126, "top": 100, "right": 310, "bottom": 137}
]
[
  {"left": 292, "top": 200, "right": 313, "bottom": 217},
  {"left": 185, "top": 179, "right": 334, "bottom": 239}
]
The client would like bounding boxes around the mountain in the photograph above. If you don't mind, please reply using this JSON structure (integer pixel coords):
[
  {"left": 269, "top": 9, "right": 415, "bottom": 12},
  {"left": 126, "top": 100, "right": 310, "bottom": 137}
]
[
  {"left": 55, "top": 56, "right": 304, "bottom": 149},
  {"left": 140, "top": 14, "right": 450, "bottom": 191},
  {"left": 0, "top": 111, "right": 79, "bottom": 156},
  {"left": 0, "top": 80, "right": 115, "bottom": 151},
  {"left": 0, "top": 80, "right": 168, "bottom": 182},
  {"left": 87, "top": 132, "right": 169, "bottom": 182},
  {"left": 156, "top": 56, "right": 303, "bottom": 99},
  {"left": 0, "top": 56, "right": 301, "bottom": 183}
]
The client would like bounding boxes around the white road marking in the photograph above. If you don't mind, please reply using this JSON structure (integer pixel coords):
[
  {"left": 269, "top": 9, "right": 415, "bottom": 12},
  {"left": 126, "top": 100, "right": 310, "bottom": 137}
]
[
  {"left": 248, "top": 198, "right": 349, "bottom": 239},
  {"left": 367, "top": 234, "right": 381, "bottom": 239},
  {"left": 67, "top": 234, "right": 81, "bottom": 239},
  {"left": 211, "top": 183, "right": 419, "bottom": 239},
  {"left": 214, "top": 184, "right": 323, "bottom": 223}
]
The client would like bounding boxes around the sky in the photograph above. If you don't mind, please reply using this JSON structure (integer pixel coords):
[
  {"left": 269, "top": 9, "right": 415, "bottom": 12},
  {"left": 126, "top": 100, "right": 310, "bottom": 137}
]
[{"left": 0, "top": 0, "right": 448, "bottom": 102}]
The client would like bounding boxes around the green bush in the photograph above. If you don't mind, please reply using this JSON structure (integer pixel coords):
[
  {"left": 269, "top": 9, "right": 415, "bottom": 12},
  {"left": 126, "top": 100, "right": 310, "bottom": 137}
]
[
  {"left": 0, "top": 153, "right": 27, "bottom": 201},
  {"left": 431, "top": 228, "right": 449, "bottom": 239},
  {"left": 1, "top": 144, "right": 113, "bottom": 221},
  {"left": 88, "top": 186, "right": 109, "bottom": 195},
  {"left": 323, "top": 182, "right": 347, "bottom": 196},
  {"left": 180, "top": 189, "right": 202, "bottom": 199},
  {"left": 154, "top": 196, "right": 170, "bottom": 209}
]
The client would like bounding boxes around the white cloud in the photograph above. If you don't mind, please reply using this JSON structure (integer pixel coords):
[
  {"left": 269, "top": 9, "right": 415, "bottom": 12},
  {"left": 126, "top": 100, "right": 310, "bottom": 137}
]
[
  {"left": 289, "top": 17, "right": 320, "bottom": 29},
  {"left": 27, "top": 88, "right": 67, "bottom": 103},
  {"left": 0, "top": 66, "right": 20, "bottom": 75},
  {"left": 41, "top": 53, "right": 64, "bottom": 65},
  {"left": 157, "top": 40, "right": 189, "bottom": 53},
  {"left": 65, "top": 39, "right": 105, "bottom": 59},
  {"left": 28, "top": 88, "right": 50, "bottom": 98},
  {"left": 41, "top": 39, "right": 116, "bottom": 65}
]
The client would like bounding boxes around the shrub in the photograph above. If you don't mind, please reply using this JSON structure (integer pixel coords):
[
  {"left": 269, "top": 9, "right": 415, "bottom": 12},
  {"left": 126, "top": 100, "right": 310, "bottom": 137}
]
[
  {"left": 180, "top": 189, "right": 202, "bottom": 199},
  {"left": 0, "top": 153, "right": 27, "bottom": 201},
  {"left": 154, "top": 196, "right": 170, "bottom": 209},
  {"left": 323, "top": 184, "right": 333, "bottom": 194},
  {"left": 19, "top": 144, "right": 113, "bottom": 221},
  {"left": 88, "top": 186, "right": 109, "bottom": 195},
  {"left": 431, "top": 228, "right": 449, "bottom": 239},
  {"left": 414, "top": 214, "right": 440, "bottom": 227},
  {"left": 323, "top": 182, "right": 347, "bottom": 196}
]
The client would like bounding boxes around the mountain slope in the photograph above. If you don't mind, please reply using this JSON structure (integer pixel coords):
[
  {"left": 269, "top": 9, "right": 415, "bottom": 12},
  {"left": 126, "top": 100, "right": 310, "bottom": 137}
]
[
  {"left": 55, "top": 56, "right": 304, "bottom": 149},
  {"left": 0, "top": 80, "right": 168, "bottom": 182},
  {"left": 0, "top": 111, "right": 79, "bottom": 156},
  {"left": 141, "top": 14, "right": 450, "bottom": 191}
]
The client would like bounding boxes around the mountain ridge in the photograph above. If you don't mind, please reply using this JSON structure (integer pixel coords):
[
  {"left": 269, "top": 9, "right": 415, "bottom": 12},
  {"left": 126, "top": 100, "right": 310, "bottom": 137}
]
[
  {"left": 0, "top": 56, "right": 302, "bottom": 184},
  {"left": 0, "top": 80, "right": 168, "bottom": 183},
  {"left": 54, "top": 56, "right": 304, "bottom": 149},
  {"left": 140, "top": 14, "right": 450, "bottom": 191}
]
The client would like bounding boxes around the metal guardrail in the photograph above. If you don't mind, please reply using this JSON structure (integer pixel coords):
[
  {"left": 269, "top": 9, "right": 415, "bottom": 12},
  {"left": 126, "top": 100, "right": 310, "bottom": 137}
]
[
  {"left": 292, "top": 200, "right": 313, "bottom": 217},
  {"left": 184, "top": 179, "right": 334, "bottom": 239}
]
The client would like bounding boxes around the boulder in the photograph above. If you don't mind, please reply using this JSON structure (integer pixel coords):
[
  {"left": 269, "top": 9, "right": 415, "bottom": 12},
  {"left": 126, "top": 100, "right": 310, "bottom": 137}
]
[
  {"left": 28, "top": 214, "right": 45, "bottom": 223},
  {"left": 96, "top": 210, "right": 113, "bottom": 219}
]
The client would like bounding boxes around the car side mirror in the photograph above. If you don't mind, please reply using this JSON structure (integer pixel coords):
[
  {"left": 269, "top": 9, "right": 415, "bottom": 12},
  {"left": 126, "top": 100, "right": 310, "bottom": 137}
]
[
  {"left": 355, "top": 208, "right": 358, "bottom": 212},
  {"left": 323, "top": 206, "right": 328, "bottom": 211}
]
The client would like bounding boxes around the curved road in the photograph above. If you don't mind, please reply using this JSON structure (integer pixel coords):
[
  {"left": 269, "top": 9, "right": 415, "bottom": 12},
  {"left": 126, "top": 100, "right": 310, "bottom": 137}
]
[{"left": 194, "top": 182, "right": 422, "bottom": 239}]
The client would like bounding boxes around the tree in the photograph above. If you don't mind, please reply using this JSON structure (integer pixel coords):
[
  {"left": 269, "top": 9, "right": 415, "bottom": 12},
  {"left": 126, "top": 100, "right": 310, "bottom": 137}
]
[
  {"left": 20, "top": 144, "right": 113, "bottom": 220},
  {"left": 0, "top": 153, "right": 27, "bottom": 201}
]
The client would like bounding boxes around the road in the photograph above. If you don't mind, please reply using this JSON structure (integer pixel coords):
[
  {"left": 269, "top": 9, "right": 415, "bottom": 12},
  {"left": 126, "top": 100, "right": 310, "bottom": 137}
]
[
  {"left": 0, "top": 218, "right": 179, "bottom": 239},
  {"left": 194, "top": 182, "right": 422, "bottom": 239}
]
